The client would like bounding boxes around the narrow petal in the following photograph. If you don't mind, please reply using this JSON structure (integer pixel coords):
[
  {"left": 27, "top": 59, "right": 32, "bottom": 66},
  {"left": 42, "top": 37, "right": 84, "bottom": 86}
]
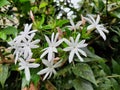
[
  {"left": 63, "top": 47, "right": 73, "bottom": 51},
  {"left": 76, "top": 21, "right": 82, "bottom": 29},
  {"left": 87, "top": 24, "right": 95, "bottom": 30},
  {"left": 69, "top": 17, "right": 75, "bottom": 27},
  {"left": 88, "top": 14, "right": 96, "bottom": 23},
  {"left": 75, "top": 34, "right": 80, "bottom": 43},
  {"left": 25, "top": 67, "right": 30, "bottom": 81},
  {"left": 96, "top": 15, "right": 100, "bottom": 24},
  {"left": 42, "top": 59, "right": 52, "bottom": 67},
  {"left": 40, "top": 49, "right": 48, "bottom": 58},
  {"left": 28, "top": 63, "right": 40, "bottom": 68},
  {"left": 48, "top": 48, "right": 53, "bottom": 61},
  {"left": 54, "top": 39, "right": 63, "bottom": 47},
  {"left": 70, "top": 37, "right": 74, "bottom": 44},
  {"left": 97, "top": 29, "right": 106, "bottom": 40},
  {"left": 18, "top": 66, "right": 24, "bottom": 70},
  {"left": 69, "top": 50, "right": 75, "bottom": 63},
  {"left": 54, "top": 33, "right": 59, "bottom": 42},
  {"left": 78, "top": 49, "right": 87, "bottom": 57},
  {"left": 43, "top": 72, "right": 50, "bottom": 80},
  {"left": 75, "top": 51, "right": 84, "bottom": 62},
  {"left": 53, "top": 60, "right": 62, "bottom": 68},
  {"left": 45, "top": 35, "right": 51, "bottom": 46},
  {"left": 37, "top": 68, "right": 50, "bottom": 75},
  {"left": 51, "top": 33, "right": 55, "bottom": 43},
  {"left": 63, "top": 38, "right": 71, "bottom": 46}
]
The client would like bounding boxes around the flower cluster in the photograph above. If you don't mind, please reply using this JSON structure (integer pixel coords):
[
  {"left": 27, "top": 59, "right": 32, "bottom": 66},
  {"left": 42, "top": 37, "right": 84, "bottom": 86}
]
[
  {"left": 8, "top": 24, "right": 40, "bottom": 81},
  {"left": 8, "top": 14, "right": 109, "bottom": 81}
]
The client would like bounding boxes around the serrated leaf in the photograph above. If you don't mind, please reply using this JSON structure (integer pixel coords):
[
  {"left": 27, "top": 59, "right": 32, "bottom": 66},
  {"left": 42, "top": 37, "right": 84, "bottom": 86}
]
[
  {"left": 0, "top": 0, "right": 10, "bottom": 7},
  {"left": 112, "top": 59, "right": 120, "bottom": 74},
  {"left": 72, "top": 63, "right": 97, "bottom": 86},
  {"left": 72, "top": 79, "right": 93, "bottom": 90},
  {"left": 0, "top": 32, "right": 7, "bottom": 40},
  {"left": 0, "top": 64, "right": 9, "bottom": 88}
]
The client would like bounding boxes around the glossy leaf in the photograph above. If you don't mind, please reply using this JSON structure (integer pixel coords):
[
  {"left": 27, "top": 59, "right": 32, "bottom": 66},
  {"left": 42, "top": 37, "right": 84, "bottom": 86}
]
[{"left": 72, "top": 63, "right": 97, "bottom": 86}]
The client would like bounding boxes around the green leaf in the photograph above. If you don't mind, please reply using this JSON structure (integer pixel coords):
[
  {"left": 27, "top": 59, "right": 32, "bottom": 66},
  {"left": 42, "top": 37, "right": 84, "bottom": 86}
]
[
  {"left": 0, "top": 64, "right": 9, "bottom": 88},
  {"left": 0, "top": 0, "right": 10, "bottom": 7},
  {"left": 112, "top": 59, "right": 120, "bottom": 74},
  {"left": 56, "top": 19, "right": 69, "bottom": 27},
  {"left": 19, "top": 0, "right": 29, "bottom": 3},
  {"left": 1, "top": 26, "right": 18, "bottom": 36},
  {"left": 98, "top": 0, "right": 104, "bottom": 12},
  {"left": 110, "top": 78, "right": 120, "bottom": 90},
  {"left": 72, "top": 63, "right": 97, "bottom": 86},
  {"left": 0, "top": 32, "right": 7, "bottom": 40},
  {"left": 39, "top": 1, "right": 48, "bottom": 8},
  {"left": 72, "top": 79, "right": 93, "bottom": 90}
]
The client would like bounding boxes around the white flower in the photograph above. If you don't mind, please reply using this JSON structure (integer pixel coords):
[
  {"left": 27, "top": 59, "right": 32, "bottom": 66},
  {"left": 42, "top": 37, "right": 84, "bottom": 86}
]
[
  {"left": 67, "top": 17, "right": 82, "bottom": 31},
  {"left": 84, "top": 14, "right": 109, "bottom": 40},
  {"left": 19, "top": 24, "right": 37, "bottom": 39},
  {"left": 63, "top": 34, "right": 87, "bottom": 63},
  {"left": 8, "top": 24, "right": 40, "bottom": 64},
  {"left": 37, "top": 59, "right": 62, "bottom": 80},
  {"left": 40, "top": 33, "right": 63, "bottom": 61},
  {"left": 18, "top": 58, "right": 40, "bottom": 81}
]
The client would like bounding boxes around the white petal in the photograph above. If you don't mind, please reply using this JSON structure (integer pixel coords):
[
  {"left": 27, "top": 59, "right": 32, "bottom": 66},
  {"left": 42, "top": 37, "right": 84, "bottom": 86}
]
[
  {"left": 40, "top": 49, "right": 48, "bottom": 58},
  {"left": 37, "top": 68, "right": 50, "bottom": 75},
  {"left": 69, "top": 17, "right": 75, "bottom": 27},
  {"left": 75, "top": 34, "right": 80, "bottom": 43},
  {"left": 51, "top": 33, "right": 55, "bottom": 43},
  {"left": 54, "top": 39, "right": 63, "bottom": 47},
  {"left": 45, "top": 35, "right": 51, "bottom": 46},
  {"left": 78, "top": 49, "right": 87, "bottom": 57},
  {"left": 70, "top": 37, "right": 74, "bottom": 44},
  {"left": 54, "top": 33, "right": 59, "bottom": 42},
  {"left": 96, "top": 15, "right": 100, "bottom": 24},
  {"left": 43, "top": 72, "right": 50, "bottom": 80},
  {"left": 53, "top": 60, "right": 62, "bottom": 68},
  {"left": 48, "top": 48, "right": 53, "bottom": 61},
  {"left": 42, "top": 59, "right": 52, "bottom": 67},
  {"left": 76, "top": 21, "right": 82, "bottom": 29},
  {"left": 97, "top": 29, "right": 106, "bottom": 40},
  {"left": 75, "top": 51, "right": 84, "bottom": 62},
  {"left": 69, "top": 50, "right": 75, "bottom": 63},
  {"left": 52, "top": 47, "right": 58, "bottom": 53},
  {"left": 87, "top": 24, "right": 95, "bottom": 30},
  {"left": 88, "top": 14, "right": 96, "bottom": 23},
  {"left": 28, "top": 63, "right": 40, "bottom": 68},
  {"left": 63, "top": 38, "right": 71, "bottom": 46},
  {"left": 63, "top": 47, "right": 73, "bottom": 51},
  {"left": 18, "top": 66, "right": 24, "bottom": 70},
  {"left": 25, "top": 67, "right": 30, "bottom": 81}
]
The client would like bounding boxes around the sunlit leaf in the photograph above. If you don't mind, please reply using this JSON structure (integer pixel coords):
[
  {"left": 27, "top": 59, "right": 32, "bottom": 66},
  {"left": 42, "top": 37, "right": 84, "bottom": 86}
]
[{"left": 0, "top": 0, "right": 10, "bottom": 7}]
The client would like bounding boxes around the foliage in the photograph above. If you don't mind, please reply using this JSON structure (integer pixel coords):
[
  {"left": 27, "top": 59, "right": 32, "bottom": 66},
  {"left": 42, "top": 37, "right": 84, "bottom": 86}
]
[{"left": 0, "top": 0, "right": 120, "bottom": 90}]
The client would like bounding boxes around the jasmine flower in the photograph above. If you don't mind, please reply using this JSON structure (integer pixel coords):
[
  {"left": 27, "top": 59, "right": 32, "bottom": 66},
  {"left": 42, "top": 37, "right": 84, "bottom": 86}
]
[
  {"left": 63, "top": 34, "right": 87, "bottom": 63},
  {"left": 18, "top": 58, "right": 40, "bottom": 81},
  {"left": 84, "top": 14, "right": 109, "bottom": 40},
  {"left": 37, "top": 59, "right": 62, "bottom": 80},
  {"left": 40, "top": 33, "right": 63, "bottom": 61}
]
